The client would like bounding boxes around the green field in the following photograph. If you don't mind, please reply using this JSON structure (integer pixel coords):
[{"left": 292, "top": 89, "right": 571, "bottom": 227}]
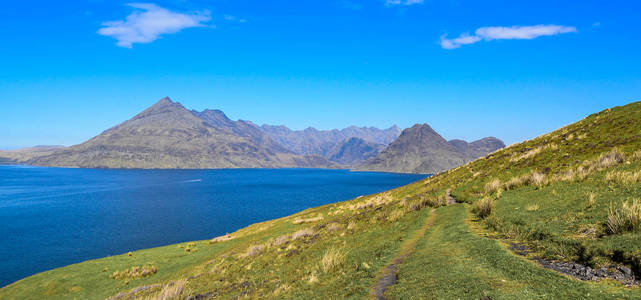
[{"left": 2, "top": 102, "right": 641, "bottom": 299}]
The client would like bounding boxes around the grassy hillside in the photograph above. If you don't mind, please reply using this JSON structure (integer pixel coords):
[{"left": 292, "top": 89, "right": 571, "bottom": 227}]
[{"left": 2, "top": 102, "right": 641, "bottom": 299}]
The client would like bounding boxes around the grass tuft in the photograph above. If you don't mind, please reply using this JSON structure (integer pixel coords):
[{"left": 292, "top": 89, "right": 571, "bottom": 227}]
[
  {"left": 209, "top": 234, "right": 234, "bottom": 244},
  {"left": 109, "top": 265, "right": 158, "bottom": 280},
  {"left": 291, "top": 228, "right": 316, "bottom": 240},
  {"left": 484, "top": 179, "right": 503, "bottom": 195},
  {"left": 530, "top": 172, "right": 546, "bottom": 187},
  {"left": 525, "top": 204, "right": 540, "bottom": 211},
  {"left": 151, "top": 279, "right": 187, "bottom": 300},
  {"left": 320, "top": 248, "right": 346, "bottom": 273},
  {"left": 243, "top": 244, "right": 265, "bottom": 257},
  {"left": 607, "top": 199, "right": 641, "bottom": 234},
  {"left": 473, "top": 197, "right": 494, "bottom": 218},
  {"left": 586, "top": 192, "right": 596, "bottom": 209},
  {"left": 292, "top": 215, "right": 323, "bottom": 224},
  {"left": 604, "top": 170, "right": 641, "bottom": 185},
  {"left": 327, "top": 223, "right": 343, "bottom": 232}
]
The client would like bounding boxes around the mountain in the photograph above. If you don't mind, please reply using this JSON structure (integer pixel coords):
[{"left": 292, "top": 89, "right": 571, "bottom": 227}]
[
  {"left": 448, "top": 137, "right": 506, "bottom": 160},
  {"left": 325, "top": 137, "right": 386, "bottom": 165},
  {"left": 259, "top": 124, "right": 401, "bottom": 158},
  {"left": 0, "top": 145, "right": 66, "bottom": 164},
  {"left": 26, "top": 97, "right": 334, "bottom": 169},
  {"left": 358, "top": 124, "right": 505, "bottom": 174},
  {"left": 7, "top": 102, "right": 641, "bottom": 299}
]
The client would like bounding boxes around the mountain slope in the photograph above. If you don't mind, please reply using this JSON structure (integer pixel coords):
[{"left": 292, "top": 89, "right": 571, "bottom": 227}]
[
  {"left": 358, "top": 124, "right": 504, "bottom": 174},
  {"left": 3, "top": 102, "right": 641, "bottom": 299},
  {"left": 326, "top": 137, "right": 385, "bottom": 165},
  {"left": 260, "top": 124, "right": 401, "bottom": 158},
  {"left": 0, "top": 145, "right": 66, "bottom": 164},
  {"left": 28, "top": 98, "right": 333, "bottom": 169}
]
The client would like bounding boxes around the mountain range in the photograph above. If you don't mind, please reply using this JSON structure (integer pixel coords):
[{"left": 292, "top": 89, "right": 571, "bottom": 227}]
[
  {"left": 2, "top": 97, "right": 504, "bottom": 173},
  {"left": 357, "top": 124, "right": 505, "bottom": 174}
]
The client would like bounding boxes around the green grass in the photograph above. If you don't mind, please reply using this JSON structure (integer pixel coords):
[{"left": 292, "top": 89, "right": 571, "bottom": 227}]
[
  {"left": 389, "top": 205, "right": 638, "bottom": 299},
  {"left": 3, "top": 101, "right": 641, "bottom": 299}
]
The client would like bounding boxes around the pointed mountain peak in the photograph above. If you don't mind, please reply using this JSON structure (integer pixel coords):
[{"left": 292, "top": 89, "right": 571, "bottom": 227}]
[
  {"left": 405, "top": 123, "right": 437, "bottom": 134},
  {"left": 148, "top": 96, "right": 184, "bottom": 109},
  {"left": 157, "top": 96, "right": 173, "bottom": 104},
  {"left": 130, "top": 97, "right": 189, "bottom": 121}
]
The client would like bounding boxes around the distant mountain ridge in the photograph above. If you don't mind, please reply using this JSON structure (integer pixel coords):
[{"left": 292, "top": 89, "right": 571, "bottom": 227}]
[
  {"left": 326, "top": 137, "right": 386, "bottom": 165},
  {"left": 357, "top": 124, "right": 505, "bottom": 174},
  {"left": 3, "top": 97, "right": 504, "bottom": 172},
  {"left": 26, "top": 97, "right": 334, "bottom": 169},
  {"left": 259, "top": 124, "right": 400, "bottom": 158}
]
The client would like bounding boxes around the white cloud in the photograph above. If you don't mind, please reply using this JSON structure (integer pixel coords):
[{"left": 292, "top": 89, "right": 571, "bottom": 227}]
[
  {"left": 385, "top": 0, "right": 424, "bottom": 6},
  {"left": 98, "top": 3, "right": 211, "bottom": 48},
  {"left": 440, "top": 25, "right": 577, "bottom": 49}
]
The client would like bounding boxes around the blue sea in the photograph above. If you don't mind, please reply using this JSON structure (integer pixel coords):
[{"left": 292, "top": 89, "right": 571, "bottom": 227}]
[{"left": 0, "top": 165, "right": 426, "bottom": 287}]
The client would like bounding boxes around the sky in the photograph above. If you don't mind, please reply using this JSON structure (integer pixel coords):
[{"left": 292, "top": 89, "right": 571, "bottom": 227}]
[{"left": 1, "top": 0, "right": 640, "bottom": 149}]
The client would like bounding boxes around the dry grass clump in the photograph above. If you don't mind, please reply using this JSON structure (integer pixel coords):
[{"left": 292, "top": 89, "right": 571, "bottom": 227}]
[
  {"left": 407, "top": 195, "right": 444, "bottom": 212},
  {"left": 473, "top": 197, "right": 494, "bottom": 218},
  {"left": 510, "top": 144, "right": 558, "bottom": 162},
  {"left": 269, "top": 234, "right": 291, "bottom": 247},
  {"left": 372, "top": 192, "right": 394, "bottom": 206},
  {"left": 554, "top": 148, "right": 627, "bottom": 183},
  {"left": 184, "top": 242, "right": 198, "bottom": 253},
  {"left": 504, "top": 174, "right": 527, "bottom": 190},
  {"left": 586, "top": 192, "right": 597, "bottom": 208},
  {"left": 605, "top": 170, "right": 641, "bottom": 185},
  {"left": 307, "top": 271, "right": 319, "bottom": 284},
  {"left": 530, "top": 172, "right": 547, "bottom": 187},
  {"left": 293, "top": 214, "right": 324, "bottom": 224},
  {"left": 355, "top": 202, "right": 374, "bottom": 210},
  {"left": 632, "top": 150, "right": 641, "bottom": 161},
  {"left": 556, "top": 167, "right": 590, "bottom": 182},
  {"left": 345, "top": 193, "right": 394, "bottom": 211},
  {"left": 243, "top": 244, "right": 266, "bottom": 257},
  {"left": 150, "top": 279, "right": 187, "bottom": 300},
  {"left": 386, "top": 209, "right": 405, "bottom": 222},
  {"left": 484, "top": 179, "right": 503, "bottom": 195},
  {"left": 327, "top": 222, "right": 343, "bottom": 232},
  {"left": 109, "top": 265, "right": 158, "bottom": 280},
  {"left": 591, "top": 148, "right": 626, "bottom": 171},
  {"left": 526, "top": 204, "right": 540, "bottom": 211},
  {"left": 291, "top": 228, "right": 316, "bottom": 240},
  {"left": 504, "top": 171, "right": 548, "bottom": 191},
  {"left": 607, "top": 198, "right": 641, "bottom": 234},
  {"left": 347, "top": 222, "right": 357, "bottom": 230},
  {"left": 209, "top": 234, "right": 234, "bottom": 244},
  {"left": 320, "top": 248, "right": 346, "bottom": 273}
]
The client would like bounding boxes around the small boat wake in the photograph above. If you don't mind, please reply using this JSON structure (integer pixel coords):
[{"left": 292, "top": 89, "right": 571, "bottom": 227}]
[{"left": 182, "top": 179, "right": 202, "bottom": 183}]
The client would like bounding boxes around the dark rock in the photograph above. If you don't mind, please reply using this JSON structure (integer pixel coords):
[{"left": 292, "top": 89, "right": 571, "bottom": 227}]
[
  {"left": 619, "top": 266, "right": 632, "bottom": 275},
  {"left": 504, "top": 241, "right": 639, "bottom": 286}
]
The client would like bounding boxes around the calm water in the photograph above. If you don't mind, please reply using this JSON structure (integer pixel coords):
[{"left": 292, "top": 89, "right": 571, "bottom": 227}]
[{"left": 0, "top": 165, "right": 426, "bottom": 286}]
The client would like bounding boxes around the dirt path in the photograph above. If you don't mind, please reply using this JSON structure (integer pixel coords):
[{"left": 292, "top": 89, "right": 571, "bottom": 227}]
[
  {"left": 371, "top": 209, "right": 437, "bottom": 300},
  {"left": 446, "top": 189, "right": 456, "bottom": 205}
]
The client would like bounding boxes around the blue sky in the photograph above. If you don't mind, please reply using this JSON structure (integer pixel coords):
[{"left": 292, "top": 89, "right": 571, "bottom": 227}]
[{"left": 1, "top": 0, "right": 640, "bottom": 149}]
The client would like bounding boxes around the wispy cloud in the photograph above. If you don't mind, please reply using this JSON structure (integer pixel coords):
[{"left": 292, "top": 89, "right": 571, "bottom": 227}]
[
  {"left": 385, "top": 0, "right": 424, "bottom": 6},
  {"left": 98, "top": 3, "right": 211, "bottom": 48},
  {"left": 440, "top": 25, "right": 577, "bottom": 49}
]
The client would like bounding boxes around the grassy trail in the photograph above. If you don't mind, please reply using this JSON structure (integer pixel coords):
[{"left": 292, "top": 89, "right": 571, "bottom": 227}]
[
  {"left": 386, "top": 205, "right": 640, "bottom": 299},
  {"left": 371, "top": 209, "right": 437, "bottom": 299}
]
